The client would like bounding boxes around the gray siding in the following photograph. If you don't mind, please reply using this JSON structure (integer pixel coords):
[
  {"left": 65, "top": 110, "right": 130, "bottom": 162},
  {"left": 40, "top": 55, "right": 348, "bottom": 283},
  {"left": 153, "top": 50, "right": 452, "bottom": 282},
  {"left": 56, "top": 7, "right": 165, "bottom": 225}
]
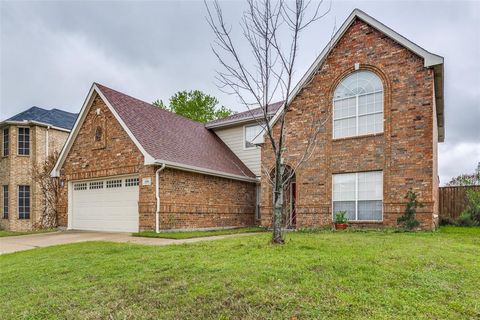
[{"left": 213, "top": 123, "right": 261, "bottom": 176}]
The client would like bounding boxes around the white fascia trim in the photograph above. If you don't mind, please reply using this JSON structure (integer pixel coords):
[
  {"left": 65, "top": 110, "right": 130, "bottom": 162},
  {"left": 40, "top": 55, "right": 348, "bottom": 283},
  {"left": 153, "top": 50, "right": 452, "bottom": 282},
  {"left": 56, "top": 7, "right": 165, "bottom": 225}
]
[
  {"left": 51, "top": 83, "right": 155, "bottom": 177},
  {"left": 267, "top": 8, "right": 444, "bottom": 131},
  {"left": 0, "top": 120, "right": 71, "bottom": 133},
  {"left": 205, "top": 111, "right": 277, "bottom": 129},
  {"left": 153, "top": 160, "right": 258, "bottom": 183}
]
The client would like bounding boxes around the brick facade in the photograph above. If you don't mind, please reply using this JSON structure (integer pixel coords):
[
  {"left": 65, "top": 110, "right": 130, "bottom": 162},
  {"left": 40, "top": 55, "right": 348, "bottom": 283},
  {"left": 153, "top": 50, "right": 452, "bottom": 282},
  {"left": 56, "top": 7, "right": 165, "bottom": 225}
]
[
  {"left": 260, "top": 18, "right": 439, "bottom": 230},
  {"left": 57, "top": 93, "right": 256, "bottom": 231},
  {"left": 0, "top": 125, "right": 69, "bottom": 231}
]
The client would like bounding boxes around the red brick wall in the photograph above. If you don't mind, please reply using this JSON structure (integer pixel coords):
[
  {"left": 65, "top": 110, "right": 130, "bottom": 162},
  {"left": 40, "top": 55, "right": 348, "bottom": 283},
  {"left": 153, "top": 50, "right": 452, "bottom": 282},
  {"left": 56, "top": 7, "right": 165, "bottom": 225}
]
[
  {"left": 58, "top": 93, "right": 256, "bottom": 230},
  {"left": 57, "top": 94, "right": 144, "bottom": 227},
  {"left": 260, "top": 18, "right": 438, "bottom": 230},
  {"left": 152, "top": 168, "right": 255, "bottom": 230}
]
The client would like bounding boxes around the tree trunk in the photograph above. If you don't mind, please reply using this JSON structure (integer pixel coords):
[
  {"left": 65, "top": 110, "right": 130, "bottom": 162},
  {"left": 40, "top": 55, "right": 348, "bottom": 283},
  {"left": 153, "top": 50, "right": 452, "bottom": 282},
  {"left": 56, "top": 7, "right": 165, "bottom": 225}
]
[{"left": 272, "top": 161, "right": 284, "bottom": 244}]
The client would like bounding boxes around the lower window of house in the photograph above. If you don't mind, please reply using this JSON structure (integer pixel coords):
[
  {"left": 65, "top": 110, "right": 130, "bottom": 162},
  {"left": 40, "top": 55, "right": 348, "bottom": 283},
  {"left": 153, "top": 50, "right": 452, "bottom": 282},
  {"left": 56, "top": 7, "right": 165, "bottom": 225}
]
[
  {"left": 332, "top": 171, "right": 383, "bottom": 221},
  {"left": 18, "top": 185, "right": 30, "bottom": 219}
]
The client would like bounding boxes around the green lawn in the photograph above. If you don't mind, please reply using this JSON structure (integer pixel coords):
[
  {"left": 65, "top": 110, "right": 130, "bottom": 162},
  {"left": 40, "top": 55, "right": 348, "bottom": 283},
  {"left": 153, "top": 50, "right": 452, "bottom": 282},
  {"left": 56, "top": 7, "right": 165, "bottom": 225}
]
[
  {"left": 133, "top": 226, "right": 267, "bottom": 239},
  {"left": 0, "top": 229, "right": 56, "bottom": 238},
  {"left": 1, "top": 227, "right": 479, "bottom": 319}
]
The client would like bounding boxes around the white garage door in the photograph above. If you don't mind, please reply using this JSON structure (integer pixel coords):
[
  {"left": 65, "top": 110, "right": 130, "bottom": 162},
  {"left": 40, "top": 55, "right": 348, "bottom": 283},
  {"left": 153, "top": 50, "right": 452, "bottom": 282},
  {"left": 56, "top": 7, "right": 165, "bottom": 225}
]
[{"left": 71, "top": 176, "right": 139, "bottom": 232}]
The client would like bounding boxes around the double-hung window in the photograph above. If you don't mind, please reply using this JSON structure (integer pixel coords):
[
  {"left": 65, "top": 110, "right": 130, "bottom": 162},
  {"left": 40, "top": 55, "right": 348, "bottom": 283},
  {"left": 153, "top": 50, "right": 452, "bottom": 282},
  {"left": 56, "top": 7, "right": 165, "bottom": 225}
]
[
  {"left": 18, "top": 127, "right": 30, "bottom": 155},
  {"left": 333, "top": 171, "right": 383, "bottom": 221},
  {"left": 2, "top": 185, "right": 8, "bottom": 219},
  {"left": 2, "top": 128, "right": 9, "bottom": 157},
  {"left": 18, "top": 185, "right": 30, "bottom": 219},
  {"left": 333, "top": 70, "right": 383, "bottom": 139},
  {"left": 244, "top": 124, "right": 263, "bottom": 149}
]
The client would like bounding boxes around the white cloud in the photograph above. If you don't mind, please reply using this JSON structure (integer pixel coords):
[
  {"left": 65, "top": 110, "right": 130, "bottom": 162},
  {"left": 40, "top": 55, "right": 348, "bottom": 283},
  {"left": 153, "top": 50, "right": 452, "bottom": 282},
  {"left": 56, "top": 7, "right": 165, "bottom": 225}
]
[{"left": 439, "top": 142, "right": 480, "bottom": 185}]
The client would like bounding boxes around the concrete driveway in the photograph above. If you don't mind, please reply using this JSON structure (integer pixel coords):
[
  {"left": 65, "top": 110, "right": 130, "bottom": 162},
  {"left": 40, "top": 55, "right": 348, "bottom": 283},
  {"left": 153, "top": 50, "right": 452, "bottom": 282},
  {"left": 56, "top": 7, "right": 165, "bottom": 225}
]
[{"left": 0, "top": 230, "right": 259, "bottom": 254}]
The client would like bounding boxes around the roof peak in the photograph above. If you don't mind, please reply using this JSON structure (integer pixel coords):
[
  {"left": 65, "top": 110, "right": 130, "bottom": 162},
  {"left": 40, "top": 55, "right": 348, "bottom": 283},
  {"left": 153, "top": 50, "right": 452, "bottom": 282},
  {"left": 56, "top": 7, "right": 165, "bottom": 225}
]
[{"left": 93, "top": 82, "right": 206, "bottom": 127}]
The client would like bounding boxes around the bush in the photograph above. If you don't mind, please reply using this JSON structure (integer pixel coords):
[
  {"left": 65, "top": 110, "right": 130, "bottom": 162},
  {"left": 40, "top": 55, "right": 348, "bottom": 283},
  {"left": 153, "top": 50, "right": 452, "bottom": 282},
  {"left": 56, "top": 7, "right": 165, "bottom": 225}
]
[
  {"left": 463, "top": 190, "right": 480, "bottom": 223},
  {"left": 397, "top": 190, "right": 422, "bottom": 230},
  {"left": 439, "top": 216, "right": 457, "bottom": 226},
  {"left": 457, "top": 212, "right": 478, "bottom": 227}
]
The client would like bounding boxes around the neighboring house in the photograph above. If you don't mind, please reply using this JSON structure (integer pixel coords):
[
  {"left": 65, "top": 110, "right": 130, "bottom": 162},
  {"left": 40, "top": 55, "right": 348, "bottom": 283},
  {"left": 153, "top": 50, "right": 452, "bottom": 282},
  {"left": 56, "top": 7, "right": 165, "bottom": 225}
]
[
  {"left": 0, "top": 107, "right": 77, "bottom": 231},
  {"left": 258, "top": 9, "right": 444, "bottom": 230},
  {"left": 50, "top": 9, "right": 444, "bottom": 233},
  {"left": 51, "top": 84, "right": 257, "bottom": 232}
]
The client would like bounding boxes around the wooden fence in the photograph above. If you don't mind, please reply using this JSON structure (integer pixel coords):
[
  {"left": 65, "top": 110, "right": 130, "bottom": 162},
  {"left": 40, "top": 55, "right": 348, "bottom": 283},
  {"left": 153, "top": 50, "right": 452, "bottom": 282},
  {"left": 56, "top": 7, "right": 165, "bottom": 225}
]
[{"left": 439, "top": 186, "right": 480, "bottom": 220}]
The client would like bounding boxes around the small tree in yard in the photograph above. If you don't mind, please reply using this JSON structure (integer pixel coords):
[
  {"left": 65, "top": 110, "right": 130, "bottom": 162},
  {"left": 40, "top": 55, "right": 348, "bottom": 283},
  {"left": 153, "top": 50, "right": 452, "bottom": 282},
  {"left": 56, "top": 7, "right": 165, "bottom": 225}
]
[
  {"left": 32, "top": 152, "right": 60, "bottom": 229},
  {"left": 206, "top": 0, "right": 331, "bottom": 243},
  {"left": 397, "top": 190, "right": 423, "bottom": 230},
  {"left": 153, "top": 90, "right": 234, "bottom": 123},
  {"left": 446, "top": 162, "right": 480, "bottom": 186}
]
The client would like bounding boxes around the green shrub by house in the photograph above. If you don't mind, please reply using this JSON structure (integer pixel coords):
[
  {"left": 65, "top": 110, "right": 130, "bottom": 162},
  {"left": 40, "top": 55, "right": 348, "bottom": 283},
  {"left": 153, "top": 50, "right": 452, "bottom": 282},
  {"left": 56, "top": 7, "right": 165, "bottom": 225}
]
[{"left": 397, "top": 190, "right": 422, "bottom": 230}]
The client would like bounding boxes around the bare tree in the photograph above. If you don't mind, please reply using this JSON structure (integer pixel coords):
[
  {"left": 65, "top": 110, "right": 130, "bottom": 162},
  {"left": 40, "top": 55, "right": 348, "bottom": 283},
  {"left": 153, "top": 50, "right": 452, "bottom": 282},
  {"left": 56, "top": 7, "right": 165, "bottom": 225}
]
[
  {"left": 206, "top": 0, "right": 332, "bottom": 243},
  {"left": 32, "top": 152, "right": 60, "bottom": 229}
]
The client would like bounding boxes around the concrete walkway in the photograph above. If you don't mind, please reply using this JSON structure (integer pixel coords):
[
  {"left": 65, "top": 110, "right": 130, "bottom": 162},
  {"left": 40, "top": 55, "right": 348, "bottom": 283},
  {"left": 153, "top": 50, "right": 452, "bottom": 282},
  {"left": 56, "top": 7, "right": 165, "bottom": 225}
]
[{"left": 0, "top": 230, "right": 260, "bottom": 255}]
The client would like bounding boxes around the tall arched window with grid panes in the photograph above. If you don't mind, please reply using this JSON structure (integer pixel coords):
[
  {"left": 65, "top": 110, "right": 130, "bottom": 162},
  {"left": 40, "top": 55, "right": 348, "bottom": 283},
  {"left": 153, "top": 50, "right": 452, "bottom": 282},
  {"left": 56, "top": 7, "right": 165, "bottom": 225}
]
[{"left": 333, "top": 70, "right": 384, "bottom": 139}]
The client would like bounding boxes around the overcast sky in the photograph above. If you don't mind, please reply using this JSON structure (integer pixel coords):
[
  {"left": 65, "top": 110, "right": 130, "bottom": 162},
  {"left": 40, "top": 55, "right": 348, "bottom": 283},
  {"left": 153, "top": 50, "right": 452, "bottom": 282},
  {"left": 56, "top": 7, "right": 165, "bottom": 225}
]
[{"left": 0, "top": 0, "right": 479, "bottom": 185}]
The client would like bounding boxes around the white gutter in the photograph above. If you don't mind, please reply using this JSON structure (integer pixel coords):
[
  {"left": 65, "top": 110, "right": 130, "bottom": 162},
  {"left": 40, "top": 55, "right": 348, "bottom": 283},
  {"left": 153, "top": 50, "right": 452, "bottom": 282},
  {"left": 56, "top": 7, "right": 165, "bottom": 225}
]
[
  {"left": 155, "top": 163, "right": 166, "bottom": 233},
  {"left": 147, "top": 159, "right": 258, "bottom": 183}
]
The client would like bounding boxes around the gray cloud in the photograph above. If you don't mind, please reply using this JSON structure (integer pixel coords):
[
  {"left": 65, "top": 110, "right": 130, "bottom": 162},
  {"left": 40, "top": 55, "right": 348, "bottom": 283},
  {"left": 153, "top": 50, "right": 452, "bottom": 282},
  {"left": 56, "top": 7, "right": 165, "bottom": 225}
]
[{"left": 1, "top": 0, "right": 479, "bottom": 184}]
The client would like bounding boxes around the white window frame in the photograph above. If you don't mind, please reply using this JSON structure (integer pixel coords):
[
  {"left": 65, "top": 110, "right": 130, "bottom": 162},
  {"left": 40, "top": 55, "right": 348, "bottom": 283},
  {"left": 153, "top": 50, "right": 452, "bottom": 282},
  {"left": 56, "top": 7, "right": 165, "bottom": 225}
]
[
  {"left": 2, "top": 127, "right": 9, "bottom": 157},
  {"left": 18, "top": 185, "right": 30, "bottom": 219},
  {"left": 2, "top": 185, "right": 8, "bottom": 219},
  {"left": 332, "top": 171, "right": 383, "bottom": 222},
  {"left": 17, "top": 126, "right": 30, "bottom": 156},
  {"left": 332, "top": 72, "right": 384, "bottom": 139},
  {"left": 243, "top": 124, "right": 263, "bottom": 150}
]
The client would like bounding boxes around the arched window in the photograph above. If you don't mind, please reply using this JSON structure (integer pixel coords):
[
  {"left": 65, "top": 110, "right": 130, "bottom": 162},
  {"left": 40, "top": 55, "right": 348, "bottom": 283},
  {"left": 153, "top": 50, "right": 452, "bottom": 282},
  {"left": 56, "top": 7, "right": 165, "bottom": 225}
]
[{"left": 333, "top": 70, "right": 383, "bottom": 139}]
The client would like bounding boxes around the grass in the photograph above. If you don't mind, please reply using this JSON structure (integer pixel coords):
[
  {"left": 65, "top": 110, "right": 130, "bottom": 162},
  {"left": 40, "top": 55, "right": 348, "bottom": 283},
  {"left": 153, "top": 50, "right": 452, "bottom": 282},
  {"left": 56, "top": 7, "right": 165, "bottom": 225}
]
[
  {"left": 132, "top": 226, "right": 267, "bottom": 239},
  {"left": 0, "top": 229, "right": 56, "bottom": 238},
  {"left": 1, "top": 226, "right": 479, "bottom": 319}
]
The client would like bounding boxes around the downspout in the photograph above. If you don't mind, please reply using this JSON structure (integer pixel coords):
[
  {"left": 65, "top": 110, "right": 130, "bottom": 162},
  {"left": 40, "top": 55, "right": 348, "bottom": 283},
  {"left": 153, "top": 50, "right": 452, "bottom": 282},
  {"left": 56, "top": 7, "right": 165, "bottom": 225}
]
[{"left": 155, "top": 163, "right": 166, "bottom": 233}]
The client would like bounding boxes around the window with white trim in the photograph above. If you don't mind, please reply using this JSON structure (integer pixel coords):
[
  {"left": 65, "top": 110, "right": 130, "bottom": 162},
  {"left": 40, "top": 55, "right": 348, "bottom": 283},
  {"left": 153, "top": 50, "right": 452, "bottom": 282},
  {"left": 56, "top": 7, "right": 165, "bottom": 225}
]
[
  {"left": 332, "top": 171, "right": 383, "bottom": 221},
  {"left": 125, "top": 178, "right": 139, "bottom": 187},
  {"left": 17, "top": 127, "right": 30, "bottom": 155},
  {"left": 18, "top": 185, "right": 30, "bottom": 219},
  {"left": 106, "top": 179, "right": 122, "bottom": 188},
  {"left": 244, "top": 124, "right": 263, "bottom": 149},
  {"left": 89, "top": 181, "right": 104, "bottom": 189},
  {"left": 2, "top": 185, "right": 8, "bottom": 219},
  {"left": 73, "top": 182, "right": 87, "bottom": 191},
  {"left": 3, "top": 128, "right": 9, "bottom": 157},
  {"left": 333, "top": 71, "right": 383, "bottom": 139}
]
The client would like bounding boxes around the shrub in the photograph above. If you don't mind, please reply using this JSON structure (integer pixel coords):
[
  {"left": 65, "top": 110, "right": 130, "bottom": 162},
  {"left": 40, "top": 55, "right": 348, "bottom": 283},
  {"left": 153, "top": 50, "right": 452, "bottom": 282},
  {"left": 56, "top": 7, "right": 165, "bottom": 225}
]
[
  {"left": 463, "top": 190, "right": 480, "bottom": 223},
  {"left": 397, "top": 190, "right": 422, "bottom": 230},
  {"left": 457, "top": 212, "right": 478, "bottom": 227},
  {"left": 439, "top": 216, "right": 457, "bottom": 226}
]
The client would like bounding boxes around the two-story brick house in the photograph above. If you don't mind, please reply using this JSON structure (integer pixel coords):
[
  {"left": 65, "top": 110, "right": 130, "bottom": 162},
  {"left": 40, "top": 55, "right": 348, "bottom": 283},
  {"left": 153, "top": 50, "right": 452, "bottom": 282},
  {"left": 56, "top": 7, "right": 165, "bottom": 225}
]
[
  {"left": 51, "top": 9, "right": 444, "bottom": 232},
  {"left": 257, "top": 9, "right": 444, "bottom": 230},
  {"left": 1, "top": 107, "right": 77, "bottom": 231}
]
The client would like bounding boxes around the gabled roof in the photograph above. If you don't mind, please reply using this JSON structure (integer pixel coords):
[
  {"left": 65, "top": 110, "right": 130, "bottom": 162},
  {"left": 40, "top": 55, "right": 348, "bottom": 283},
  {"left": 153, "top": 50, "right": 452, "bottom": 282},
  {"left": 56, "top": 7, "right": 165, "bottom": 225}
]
[
  {"left": 264, "top": 8, "right": 445, "bottom": 143},
  {"left": 206, "top": 101, "right": 283, "bottom": 129},
  {"left": 52, "top": 83, "right": 256, "bottom": 182},
  {"left": 2, "top": 106, "right": 77, "bottom": 131}
]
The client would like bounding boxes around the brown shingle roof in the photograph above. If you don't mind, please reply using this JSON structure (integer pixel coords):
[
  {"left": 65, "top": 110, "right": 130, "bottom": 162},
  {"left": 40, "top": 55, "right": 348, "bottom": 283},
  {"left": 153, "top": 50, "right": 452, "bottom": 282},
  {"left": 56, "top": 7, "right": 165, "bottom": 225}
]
[
  {"left": 95, "top": 83, "right": 255, "bottom": 179},
  {"left": 205, "top": 101, "right": 283, "bottom": 128}
]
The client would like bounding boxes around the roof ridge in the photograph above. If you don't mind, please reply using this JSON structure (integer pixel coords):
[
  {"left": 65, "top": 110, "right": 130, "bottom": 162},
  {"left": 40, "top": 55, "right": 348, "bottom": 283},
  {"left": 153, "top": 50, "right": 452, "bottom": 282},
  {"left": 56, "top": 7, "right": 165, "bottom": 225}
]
[{"left": 94, "top": 83, "right": 206, "bottom": 128}]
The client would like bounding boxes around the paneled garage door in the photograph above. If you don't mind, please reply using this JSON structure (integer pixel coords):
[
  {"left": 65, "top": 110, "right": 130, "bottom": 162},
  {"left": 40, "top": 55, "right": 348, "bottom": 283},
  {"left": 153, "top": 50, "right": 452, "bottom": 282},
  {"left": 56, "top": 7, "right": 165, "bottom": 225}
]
[{"left": 71, "top": 176, "right": 140, "bottom": 232}]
